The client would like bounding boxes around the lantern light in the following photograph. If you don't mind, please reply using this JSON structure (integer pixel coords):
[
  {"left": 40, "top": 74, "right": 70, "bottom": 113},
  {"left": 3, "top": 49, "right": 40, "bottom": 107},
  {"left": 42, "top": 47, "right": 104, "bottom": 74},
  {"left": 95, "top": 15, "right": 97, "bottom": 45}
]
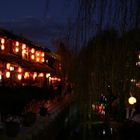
[
  {"left": 24, "top": 72, "right": 29, "bottom": 79},
  {"left": 41, "top": 52, "right": 45, "bottom": 57},
  {"left": 31, "top": 55, "right": 35, "bottom": 60},
  {"left": 31, "top": 48, "right": 35, "bottom": 53},
  {"left": 10, "top": 66, "right": 14, "bottom": 71},
  {"left": 17, "top": 74, "right": 22, "bottom": 80},
  {"left": 16, "top": 41, "right": 19, "bottom": 46},
  {"left": 46, "top": 73, "right": 50, "bottom": 78},
  {"left": 128, "top": 96, "right": 137, "bottom": 105},
  {"left": 15, "top": 47, "right": 19, "bottom": 53},
  {"left": 22, "top": 44, "right": 26, "bottom": 49},
  {"left": 1, "top": 38, "right": 5, "bottom": 44},
  {"left": 18, "top": 67, "right": 22, "bottom": 73},
  {"left": 1, "top": 45, "right": 5, "bottom": 50},
  {"left": 38, "top": 73, "right": 44, "bottom": 77},
  {"left": 6, "top": 71, "right": 10, "bottom": 78}
]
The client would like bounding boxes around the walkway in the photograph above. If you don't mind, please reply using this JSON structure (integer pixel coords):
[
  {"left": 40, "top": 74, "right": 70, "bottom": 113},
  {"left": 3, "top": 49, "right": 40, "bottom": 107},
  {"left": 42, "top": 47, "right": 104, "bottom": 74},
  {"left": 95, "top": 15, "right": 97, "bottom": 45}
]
[{"left": 0, "top": 94, "right": 75, "bottom": 140}]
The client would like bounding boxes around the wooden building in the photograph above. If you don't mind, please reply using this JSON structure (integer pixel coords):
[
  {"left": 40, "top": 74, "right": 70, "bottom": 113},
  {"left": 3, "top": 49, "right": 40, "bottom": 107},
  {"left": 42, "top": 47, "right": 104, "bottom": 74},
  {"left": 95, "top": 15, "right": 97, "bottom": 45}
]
[{"left": 0, "top": 28, "right": 61, "bottom": 88}]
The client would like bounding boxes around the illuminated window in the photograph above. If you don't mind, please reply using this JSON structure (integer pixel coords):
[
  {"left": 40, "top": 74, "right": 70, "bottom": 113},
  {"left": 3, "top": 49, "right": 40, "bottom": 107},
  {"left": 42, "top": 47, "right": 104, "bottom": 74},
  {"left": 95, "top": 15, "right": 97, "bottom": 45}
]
[
  {"left": 46, "top": 73, "right": 50, "bottom": 78},
  {"left": 1, "top": 38, "right": 5, "bottom": 44}
]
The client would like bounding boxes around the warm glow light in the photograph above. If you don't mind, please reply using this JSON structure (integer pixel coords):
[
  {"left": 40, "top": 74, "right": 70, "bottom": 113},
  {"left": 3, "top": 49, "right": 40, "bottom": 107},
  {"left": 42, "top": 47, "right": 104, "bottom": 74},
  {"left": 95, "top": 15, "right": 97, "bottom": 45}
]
[
  {"left": 6, "top": 63, "right": 10, "bottom": 69},
  {"left": 41, "top": 52, "right": 45, "bottom": 57},
  {"left": 31, "top": 48, "right": 35, "bottom": 53},
  {"left": 58, "top": 78, "right": 61, "bottom": 81},
  {"left": 17, "top": 74, "right": 22, "bottom": 80},
  {"left": 6, "top": 71, "right": 10, "bottom": 78},
  {"left": 18, "top": 67, "right": 22, "bottom": 73},
  {"left": 42, "top": 58, "right": 45, "bottom": 62},
  {"left": 22, "top": 50, "right": 26, "bottom": 54},
  {"left": 16, "top": 41, "right": 19, "bottom": 46},
  {"left": 128, "top": 96, "right": 137, "bottom": 105},
  {"left": 46, "top": 73, "right": 50, "bottom": 78},
  {"left": 31, "top": 55, "right": 35, "bottom": 60},
  {"left": 24, "top": 72, "right": 29, "bottom": 79},
  {"left": 0, "top": 71, "right": 2, "bottom": 81},
  {"left": 33, "top": 72, "right": 37, "bottom": 79},
  {"left": 38, "top": 73, "right": 44, "bottom": 77},
  {"left": 36, "top": 52, "right": 40, "bottom": 56},
  {"left": 15, "top": 47, "right": 19, "bottom": 52},
  {"left": 22, "top": 44, "right": 26, "bottom": 49},
  {"left": 36, "top": 57, "right": 40, "bottom": 62},
  {"left": 1, "top": 45, "right": 5, "bottom": 50},
  {"left": 10, "top": 66, "right": 14, "bottom": 71},
  {"left": 1, "top": 38, "right": 5, "bottom": 44}
]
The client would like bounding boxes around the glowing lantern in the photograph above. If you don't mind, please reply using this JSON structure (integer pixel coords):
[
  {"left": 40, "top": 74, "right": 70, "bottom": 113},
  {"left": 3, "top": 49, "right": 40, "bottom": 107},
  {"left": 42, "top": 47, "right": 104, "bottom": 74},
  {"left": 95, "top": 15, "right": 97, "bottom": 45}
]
[
  {"left": 36, "top": 58, "right": 40, "bottom": 62},
  {"left": 0, "top": 71, "right": 2, "bottom": 81},
  {"left": 41, "top": 52, "right": 45, "bottom": 57},
  {"left": 16, "top": 41, "right": 19, "bottom": 46},
  {"left": 17, "top": 74, "right": 22, "bottom": 80},
  {"left": 42, "top": 58, "right": 45, "bottom": 62},
  {"left": 128, "top": 96, "right": 137, "bottom": 105},
  {"left": 6, "top": 71, "right": 10, "bottom": 78},
  {"left": 38, "top": 73, "right": 44, "bottom": 77},
  {"left": 18, "top": 67, "right": 22, "bottom": 73},
  {"left": 1, "top": 38, "right": 5, "bottom": 44},
  {"left": 24, "top": 72, "right": 29, "bottom": 79},
  {"left": 10, "top": 66, "right": 14, "bottom": 71},
  {"left": 22, "top": 44, "right": 26, "bottom": 49},
  {"left": 15, "top": 47, "right": 19, "bottom": 53},
  {"left": 6, "top": 63, "right": 10, "bottom": 70},
  {"left": 31, "top": 48, "right": 35, "bottom": 53},
  {"left": 1, "top": 45, "right": 5, "bottom": 50},
  {"left": 33, "top": 72, "right": 37, "bottom": 79},
  {"left": 46, "top": 73, "right": 50, "bottom": 78},
  {"left": 36, "top": 52, "right": 40, "bottom": 56},
  {"left": 31, "top": 55, "right": 35, "bottom": 60}
]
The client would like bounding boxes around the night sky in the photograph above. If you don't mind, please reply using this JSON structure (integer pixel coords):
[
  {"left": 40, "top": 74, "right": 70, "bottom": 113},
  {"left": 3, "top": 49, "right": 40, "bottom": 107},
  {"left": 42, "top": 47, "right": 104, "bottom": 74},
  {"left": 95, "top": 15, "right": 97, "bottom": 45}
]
[{"left": 0, "top": 0, "right": 77, "bottom": 50}]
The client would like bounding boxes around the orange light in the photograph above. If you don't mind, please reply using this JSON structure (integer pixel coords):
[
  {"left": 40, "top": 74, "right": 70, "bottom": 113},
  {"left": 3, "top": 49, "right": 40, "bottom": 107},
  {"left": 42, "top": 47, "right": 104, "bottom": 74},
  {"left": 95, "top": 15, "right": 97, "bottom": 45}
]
[
  {"left": 38, "top": 73, "right": 44, "bottom": 77},
  {"left": 15, "top": 47, "right": 19, "bottom": 52},
  {"left": 18, "top": 67, "right": 22, "bottom": 73},
  {"left": 46, "top": 73, "right": 50, "bottom": 78},
  {"left": 1, "top": 45, "right": 5, "bottom": 50},
  {"left": 36, "top": 52, "right": 40, "bottom": 56},
  {"left": 24, "top": 72, "right": 29, "bottom": 79},
  {"left": 6, "top": 63, "right": 10, "bottom": 69},
  {"left": 10, "top": 66, "right": 14, "bottom": 71},
  {"left": 1, "top": 38, "right": 5, "bottom": 44},
  {"left": 31, "top": 55, "right": 35, "bottom": 60},
  {"left": 58, "top": 78, "right": 61, "bottom": 81},
  {"left": 41, "top": 52, "right": 45, "bottom": 57},
  {"left": 0, "top": 71, "right": 2, "bottom": 80},
  {"left": 33, "top": 72, "right": 37, "bottom": 79},
  {"left": 42, "top": 58, "right": 45, "bottom": 62},
  {"left": 6, "top": 71, "right": 10, "bottom": 78},
  {"left": 16, "top": 41, "right": 19, "bottom": 46},
  {"left": 22, "top": 50, "right": 26, "bottom": 54},
  {"left": 22, "top": 44, "right": 26, "bottom": 49},
  {"left": 36, "top": 57, "right": 40, "bottom": 62},
  {"left": 17, "top": 74, "right": 22, "bottom": 80},
  {"left": 31, "top": 48, "right": 35, "bottom": 53}
]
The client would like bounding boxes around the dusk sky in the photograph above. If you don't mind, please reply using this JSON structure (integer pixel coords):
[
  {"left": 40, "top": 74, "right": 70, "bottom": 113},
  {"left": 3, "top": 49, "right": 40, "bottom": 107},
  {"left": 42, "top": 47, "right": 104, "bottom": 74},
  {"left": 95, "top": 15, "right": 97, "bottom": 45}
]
[{"left": 0, "top": 0, "right": 77, "bottom": 50}]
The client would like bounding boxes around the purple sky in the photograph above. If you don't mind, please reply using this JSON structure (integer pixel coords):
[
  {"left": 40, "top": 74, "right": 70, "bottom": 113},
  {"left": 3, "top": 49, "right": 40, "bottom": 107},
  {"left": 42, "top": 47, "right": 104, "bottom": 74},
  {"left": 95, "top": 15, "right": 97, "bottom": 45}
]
[{"left": 0, "top": 0, "right": 77, "bottom": 50}]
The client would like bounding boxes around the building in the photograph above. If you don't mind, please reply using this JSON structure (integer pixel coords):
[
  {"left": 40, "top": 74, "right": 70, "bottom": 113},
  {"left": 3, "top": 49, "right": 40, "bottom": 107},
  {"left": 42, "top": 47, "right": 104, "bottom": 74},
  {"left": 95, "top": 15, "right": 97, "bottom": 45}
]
[{"left": 0, "top": 28, "right": 61, "bottom": 88}]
